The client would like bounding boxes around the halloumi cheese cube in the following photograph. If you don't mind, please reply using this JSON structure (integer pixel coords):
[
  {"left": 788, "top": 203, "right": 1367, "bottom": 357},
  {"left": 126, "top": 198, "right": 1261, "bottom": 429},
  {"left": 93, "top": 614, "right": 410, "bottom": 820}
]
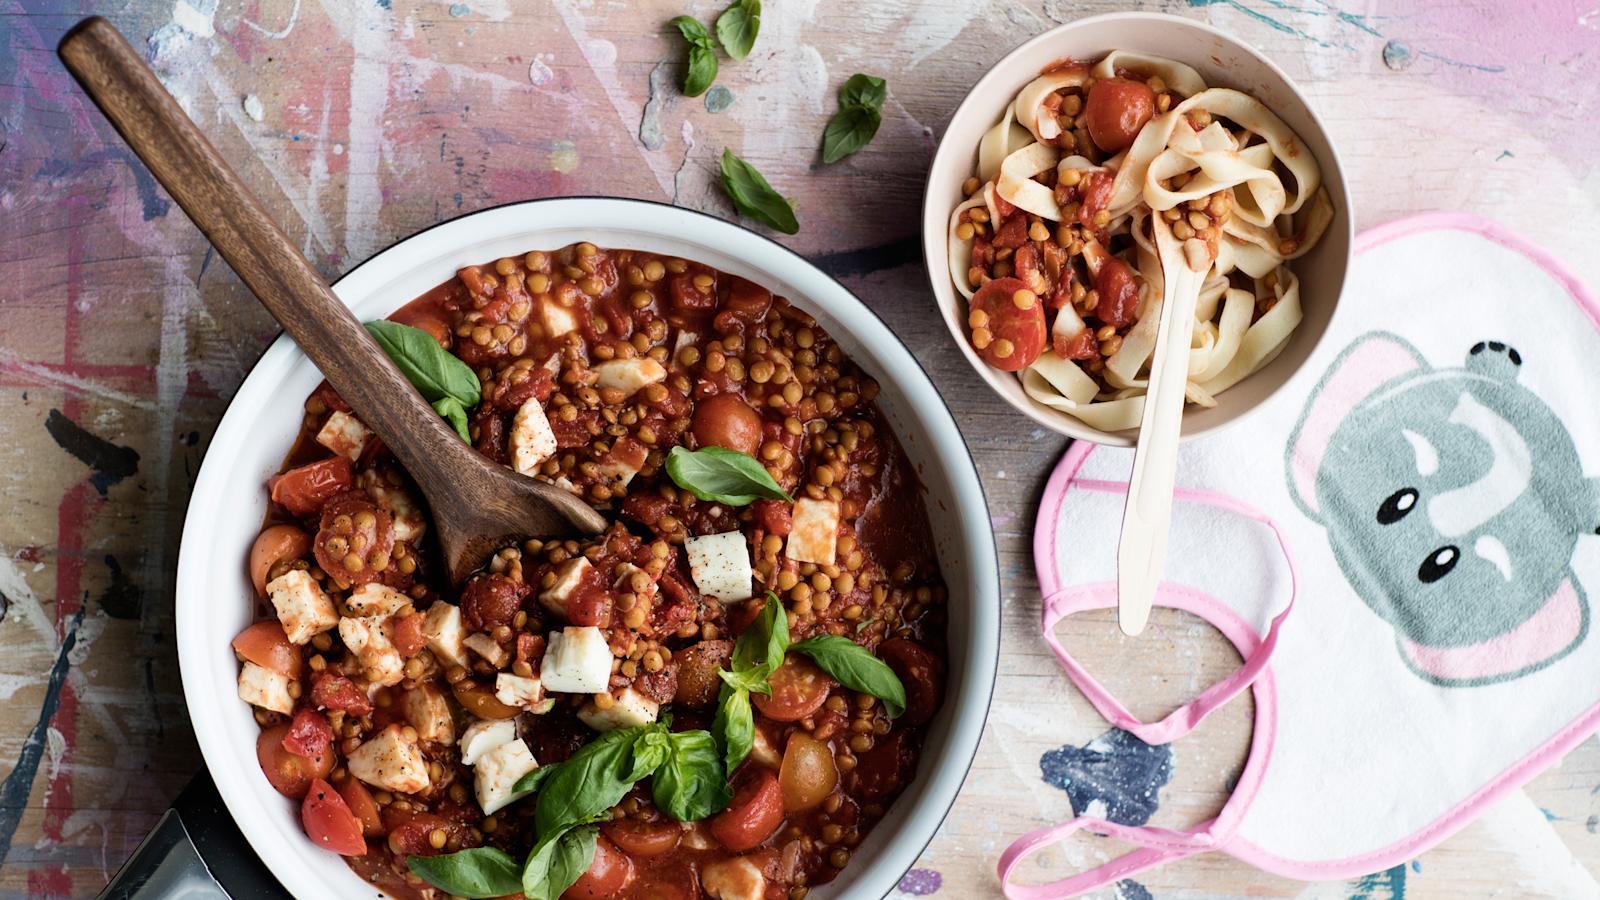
[
  {"left": 494, "top": 673, "right": 547, "bottom": 710},
  {"left": 476, "top": 738, "right": 539, "bottom": 815},
  {"left": 345, "top": 582, "right": 410, "bottom": 618},
  {"left": 339, "top": 616, "right": 404, "bottom": 687},
  {"left": 421, "top": 602, "right": 468, "bottom": 668},
  {"left": 541, "top": 299, "right": 578, "bottom": 338},
  {"left": 595, "top": 438, "right": 648, "bottom": 488},
  {"left": 685, "top": 531, "right": 754, "bottom": 601},
  {"left": 784, "top": 498, "right": 840, "bottom": 566},
  {"left": 748, "top": 725, "right": 781, "bottom": 770},
  {"left": 577, "top": 687, "right": 660, "bottom": 732},
  {"left": 400, "top": 683, "right": 455, "bottom": 744},
  {"left": 458, "top": 718, "right": 517, "bottom": 766},
  {"left": 592, "top": 358, "right": 666, "bottom": 397},
  {"left": 237, "top": 661, "right": 294, "bottom": 715},
  {"left": 347, "top": 725, "right": 430, "bottom": 794},
  {"left": 510, "top": 397, "right": 558, "bottom": 476},
  {"left": 315, "top": 410, "right": 372, "bottom": 461},
  {"left": 365, "top": 478, "right": 426, "bottom": 543},
  {"left": 539, "top": 557, "right": 593, "bottom": 618},
  {"left": 540, "top": 626, "right": 613, "bottom": 694},
  {"left": 267, "top": 570, "right": 338, "bottom": 645},
  {"left": 700, "top": 857, "right": 766, "bottom": 900},
  {"left": 464, "top": 632, "right": 510, "bottom": 668}
]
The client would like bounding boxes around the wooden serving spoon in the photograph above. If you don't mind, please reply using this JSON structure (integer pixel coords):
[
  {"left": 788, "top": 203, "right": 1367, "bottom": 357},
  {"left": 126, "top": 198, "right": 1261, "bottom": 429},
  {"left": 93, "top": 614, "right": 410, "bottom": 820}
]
[
  {"left": 1115, "top": 214, "right": 1214, "bottom": 636},
  {"left": 58, "top": 17, "right": 606, "bottom": 585}
]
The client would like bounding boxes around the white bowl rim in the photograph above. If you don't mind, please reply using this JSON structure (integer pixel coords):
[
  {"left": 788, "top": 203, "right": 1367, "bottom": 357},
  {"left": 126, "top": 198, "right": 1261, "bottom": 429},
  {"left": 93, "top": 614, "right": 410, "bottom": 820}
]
[
  {"left": 175, "top": 196, "right": 1000, "bottom": 900},
  {"left": 920, "top": 9, "right": 1356, "bottom": 447}
]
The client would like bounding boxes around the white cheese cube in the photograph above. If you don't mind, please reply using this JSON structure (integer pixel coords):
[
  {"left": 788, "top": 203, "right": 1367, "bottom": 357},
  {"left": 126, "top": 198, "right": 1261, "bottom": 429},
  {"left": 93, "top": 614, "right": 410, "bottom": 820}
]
[
  {"left": 476, "top": 738, "right": 539, "bottom": 815},
  {"left": 339, "top": 616, "right": 404, "bottom": 687},
  {"left": 577, "top": 687, "right": 660, "bottom": 732},
  {"left": 366, "top": 479, "right": 426, "bottom": 543},
  {"left": 541, "top": 299, "right": 578, "bottom": 338},
  {"left": 748, "top": 725, "right": 781, "bottom": 770},
  {"left": 237, "top": 661, "right": 294, "bottom": 715},
  {"left": 315, "top": 410, "right": 372, "bottom": 461},
  {"left": 539, "top": 557, "right": 593, "bottom": 618},
  {"left": 458, "top": 718, "right": 518, "bottom": 766},
  {"left": 400, "top": 683, "right": 455, "bottom": 744},
  {"left": 700, "top": 857, "right": 766, "bottom": 900},
  {"left": 464, "top": 632, "right": 510, "bottom": 668},
  {"left": 540, "top": 626, "right": 613, "bottom": 694},
  {"left": 495, "top": 673, "right": 547, "bottom": 709},
  {"left": 592, "top": 358, "right": 666, "bottom": 397},
  {"left": 612, "top": 563, "right": 658, "bottom": 602},
  {"left": 347, "top": 725, "right": 430, "bottom": 794},
  {"left": 421, "top": 602, "right": 468, "bottom": 669},
  {"left": 595, "top": 438, "right": 648, "bottom": 488},
  {"left": 345, "top": 582, "right": 410, "bottom": 618},
  {"left": 673, "top": 330, "right": 699, "bottom": 354},
  {"left": 785, "top": 498, "right": 840, "bottom": 566},
  {"left": 267, "top": 570, "right": 338, "bottom": 645},
  {"left": 686, "top": 531, "right": 754, "bottom": 601},
  {"left": 509, "top": 397, "right": 558, "bottom": 476}
]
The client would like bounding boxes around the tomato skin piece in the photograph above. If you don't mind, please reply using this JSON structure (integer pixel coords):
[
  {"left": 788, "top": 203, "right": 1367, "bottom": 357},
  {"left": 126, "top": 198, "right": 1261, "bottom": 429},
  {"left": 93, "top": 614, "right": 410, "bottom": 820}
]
[
  {"left": 257, "top": 723, "right": 334, "bottom": 799},
  {"left": 337, "top": 777, "right": 384, "bottom": 838},
  {"left": 232, "top": 621, "right": 302, "bottom": 678},
  {"left": 301, "top": 778, "right": 366, "bottom": 856},
  {"left": 709, "top": 767, "right": 786, "bottom": 852},
  {"left": 1084, "top": 77, "right": 1156, "bottom": 153},
  {"left": 1094, "top": 258, "right": 1141, "bottom": 329},
  {"left": 282, "top": 707, "right": 335, "bottom": 760},
  {"left": 852, "top": 730, "right": 917, "bottom": 802},
  {"left": 877, "top": 639, "right": 944, "bottom": 727},
  {"left": 601, "top": 819, "right": 681, "bottom": 857},
  {"left": 751, "top": 655, "right": 833, "bottom": 723},
  {"left": 967, "top": 277, "right": 1047, "bottom": 372},
  {"left": 269, "top": 457, "right": 354, "bottom": 518},
  {"left": 310, "top": 672, "right": 373, "bottom": 716},
  {"left": 692, "top": 393, "right": 763, "bottom": 455},
  {"left": 668, "top": 272, "right": 717, "bottom": 313},
  {"left": 562, "top": 835, "right": 633, "bottom": 899},
  {"left": 250, "top": 525, "right": 312, "bottom": 597},
  {"left": 753, "top": 499, "right": 792, "bottom": 537},
  {"left": 391, "top": 612, "right": 426, "bottom": 658}
]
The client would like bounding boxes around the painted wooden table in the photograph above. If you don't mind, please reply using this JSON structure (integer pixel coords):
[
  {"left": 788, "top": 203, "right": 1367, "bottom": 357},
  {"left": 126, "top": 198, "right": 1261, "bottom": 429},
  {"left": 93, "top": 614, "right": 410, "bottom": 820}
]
[{"left": 2, "top": 1, "right": 1597, "bottom": 897}]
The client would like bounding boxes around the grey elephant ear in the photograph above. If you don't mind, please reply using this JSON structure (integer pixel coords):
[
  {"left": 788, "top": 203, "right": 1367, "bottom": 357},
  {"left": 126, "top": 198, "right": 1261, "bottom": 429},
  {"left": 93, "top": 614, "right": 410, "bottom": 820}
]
[{"left": 1285, "top": 331, "right": 1428, "bottom": 521}]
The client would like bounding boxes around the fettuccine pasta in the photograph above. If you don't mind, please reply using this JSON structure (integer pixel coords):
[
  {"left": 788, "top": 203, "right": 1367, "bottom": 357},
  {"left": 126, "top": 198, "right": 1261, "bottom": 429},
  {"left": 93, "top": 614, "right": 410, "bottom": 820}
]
[{"left": 948, "top": 53, "right": 1333, "bottom": 432}]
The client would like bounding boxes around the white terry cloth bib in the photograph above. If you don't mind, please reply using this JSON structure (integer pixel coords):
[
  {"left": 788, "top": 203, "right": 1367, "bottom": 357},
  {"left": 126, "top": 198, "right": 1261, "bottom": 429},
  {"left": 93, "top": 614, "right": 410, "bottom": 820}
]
[{"left": 999, "top": 214, "right": 1600, "bottom": 895}]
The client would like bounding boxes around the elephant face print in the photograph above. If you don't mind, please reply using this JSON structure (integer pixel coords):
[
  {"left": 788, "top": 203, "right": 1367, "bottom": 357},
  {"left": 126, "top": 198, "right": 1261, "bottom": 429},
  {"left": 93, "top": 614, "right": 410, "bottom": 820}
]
[{"left": 1286, "top": 332, "right": 1599, "bottom": 686}]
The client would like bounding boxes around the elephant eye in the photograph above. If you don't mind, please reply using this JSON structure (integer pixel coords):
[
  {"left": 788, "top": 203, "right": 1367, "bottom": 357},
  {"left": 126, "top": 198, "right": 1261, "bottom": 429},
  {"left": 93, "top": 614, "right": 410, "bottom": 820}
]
[{"left": 1377, "top": 488, "right": 1419, "bottom": 525}]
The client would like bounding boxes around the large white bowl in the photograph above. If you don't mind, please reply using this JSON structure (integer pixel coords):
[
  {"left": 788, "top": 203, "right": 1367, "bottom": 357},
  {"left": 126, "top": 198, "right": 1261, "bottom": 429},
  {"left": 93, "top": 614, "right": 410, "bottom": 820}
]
[
  {"left": 175, "top": 198, "right": 999, "bottom": 899},
  {"left": 922, "top": 11, "right": 1354, "bottom": 446}
]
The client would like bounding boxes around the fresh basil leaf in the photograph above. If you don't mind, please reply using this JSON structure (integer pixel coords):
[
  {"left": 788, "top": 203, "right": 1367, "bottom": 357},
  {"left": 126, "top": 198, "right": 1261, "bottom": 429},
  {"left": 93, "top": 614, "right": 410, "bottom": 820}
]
[
  {"left": 407, "top": 847, "right": 522, "bottom": 899},
  {"left": 717, "top": 666, "right": 768, "bottom": 694},
  {"left": 714, "top": 0, "right": 760, "bottom": 60},
  {"left": 432, "top": 396, "right": 471, "bottom": 442},
  {"left": 822, "top": 104, "right": 881, "bottom": 164},
  {"left": 712, "top": 681, "right": 756, "bottom": 772},
  {"left": 791, "top": 634, "right": 907, "bottom": 718},
  {"left": 653, "top": 729, "right": 733, "bottom": 820},
  {"left": 512, "top": 759, "right": 562, "bottom": 795},
  {"left": 683, "top": 45, "right": 718, "bottom": 97},
  {"left": 718, "top": 149, "right": 799, "bottom": 235},
  {"left": 534, "top": 726, "right": 649, "bottom": 836},
  {"left": 520, "top": 825, "right": 598, "bottom": 900},
  {"left": 838, "top": 73, "right": 887, "bottom": 111},
  {"left": 666, "top": 445, "right": 793, "bottom": 505},
  {"left": 730, "top": 591, "right": 790, "bottom": 680},
  {"left": 365, "top": 320, "right": 480, "bottom": 407},
  {"left": 628, "top": 729, "right": 672, "bottom": 782},
  {"left": 671, "top": 15, "right": 715, "bottom": 47}
]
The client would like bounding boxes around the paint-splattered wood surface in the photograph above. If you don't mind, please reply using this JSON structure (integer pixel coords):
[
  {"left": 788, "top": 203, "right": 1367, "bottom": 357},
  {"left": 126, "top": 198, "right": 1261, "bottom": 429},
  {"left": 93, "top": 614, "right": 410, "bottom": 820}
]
[{"left": 1, "top": 1, "right": 1597, "bottom": 898}]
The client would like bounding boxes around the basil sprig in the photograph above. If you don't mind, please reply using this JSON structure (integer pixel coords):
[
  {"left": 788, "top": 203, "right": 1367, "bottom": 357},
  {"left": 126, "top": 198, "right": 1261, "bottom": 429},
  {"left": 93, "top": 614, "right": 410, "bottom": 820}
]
[
  {"left": 719, "top": 149, "right": 800, "bottom": 235},
  {"left": 715, "top": 0, "right": 761, "bottom": 60},
  {"left": 791, "top": 634, "right": 907, "bottom": 718},
  {"left": 406, "top": 848, "right": 522, "bottom": 899},
  {"left": 365, "top": 320, "right": 479, "bottom": 441},
  {"left": 671, "top": 16, "right": 718, "bottom": 97},
  {"left": 666, "top": 445, "right": 793, "bottom": 505},
  {"left": 822, "top": 74, "right": 887, "bottom": 164},
  {"left": 713, "top": 593, "right": 787, "bottom": 770},
  {"left": 521, "top": 825, "right": 597, "bottom": 900}
]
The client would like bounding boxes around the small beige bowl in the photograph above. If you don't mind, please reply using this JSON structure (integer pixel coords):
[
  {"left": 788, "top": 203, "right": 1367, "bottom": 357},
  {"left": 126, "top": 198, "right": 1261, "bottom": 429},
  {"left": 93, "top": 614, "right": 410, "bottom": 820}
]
[{"left": 922, "top": 11, "right": 1353, "bottom": 447}]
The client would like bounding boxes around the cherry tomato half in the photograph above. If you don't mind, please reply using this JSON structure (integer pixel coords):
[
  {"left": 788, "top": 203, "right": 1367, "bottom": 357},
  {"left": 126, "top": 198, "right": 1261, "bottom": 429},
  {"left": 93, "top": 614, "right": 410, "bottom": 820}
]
[
  {"left": 1094, "top": 257, "right": 1141, "bottom": 329},
  {"left": 752, "top": 655, "right": 833, "bottom": 723},
  {"left": 232, "top": 621, "right": 301, "bottom": 679},
  {"left": 674, "top": 639, "right": 732, "bottom": 709},
  {"left": 337, "top": 777, "right": 385, "bottom": 838},
  {"left": 966, "top": 277, "right": 1046, "bottom": 372},
  {"left": 779, "top": 731, "right": 839, "bottom": 812},
  {"left": 257, "top": 722, "right": 334, "bottom": 799},
  {"left": 313, "top": 492, "right": 395, "bottom": 588},
  {"left": 601, "top": 819, "right": 682, "bottom": 857},
  {"left": 708, "top": 766, "right": 786, "bottom": 852},
  {"left": 301, "top": 778, "right": 366, "bottom": 856},
  {"left": 692, "top": 393, "right": 763, "bottom": 455},
  {"left": 250, "top": 525, "right": 311, "bottom": 597},
  {"left": 562, "top": 835, "right": 633, "bottom": 899},
  {"left": 270, "top": 457, "right": 354, "bottom": 518},
  {"left": 1084, "top": 77, "right": 1156, "bottom": 153}
]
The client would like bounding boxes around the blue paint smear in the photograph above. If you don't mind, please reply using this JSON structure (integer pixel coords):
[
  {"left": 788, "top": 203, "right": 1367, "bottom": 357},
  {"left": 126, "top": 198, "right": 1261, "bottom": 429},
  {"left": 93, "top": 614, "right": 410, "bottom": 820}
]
[
  {"left": 375, "top": 0, "right": 391, "bottom": 7},
  {"left": 1349, "top": 863, "right": 1408, "bottom": 900},
  {"left": 0, "top": 607, "right": 84, "bottom": 869},
  {"left": 1039, "top": 729, "right": 1173, "bottom": 827},
  {"left": 36, "top": 149, "right": 171, "bottom": 220},
  {"left": 449, "top": 2, "right": 470, "bottom": 16},
  {"left": 1495, "top": 150, "right": 1515, "bottom": 161},
  {"left": 1382, "top": 40, "right": 1413, "bottom": 71},
  {"left": 1410, "top": 860, "right": 1421, "bottom": 873},
  {"left": 705, "top": 84, "right": 735, "bottom": 114},
  {"left": 1116, "top": 880, "right": 1153, "bottom": 900},
  {"left": 1190, "top": 0, "right": 1501, "bottom": 72},
  {"left": 897, "top": 869, "right": 942, "bottom": 895}
]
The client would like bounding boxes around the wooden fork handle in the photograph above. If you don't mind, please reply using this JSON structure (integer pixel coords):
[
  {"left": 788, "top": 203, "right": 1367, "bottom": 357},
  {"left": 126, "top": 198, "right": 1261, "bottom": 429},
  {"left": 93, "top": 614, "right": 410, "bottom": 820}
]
[{"left": 58, "top": 17, "right": 471, "bottom": 491}]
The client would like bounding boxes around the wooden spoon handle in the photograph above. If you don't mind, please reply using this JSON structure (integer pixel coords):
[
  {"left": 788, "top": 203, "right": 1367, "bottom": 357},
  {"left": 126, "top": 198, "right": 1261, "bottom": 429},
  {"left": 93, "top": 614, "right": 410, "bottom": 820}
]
[{"left": 58, "top": 17, "right": 470, "bottom": 491}]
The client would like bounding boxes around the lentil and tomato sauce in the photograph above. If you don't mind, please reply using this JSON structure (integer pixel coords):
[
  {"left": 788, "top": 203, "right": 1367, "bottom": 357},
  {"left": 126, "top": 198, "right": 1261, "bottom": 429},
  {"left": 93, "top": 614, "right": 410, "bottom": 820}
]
[{"left": 234, "top": 242, "right": 948, "bottom": 899}]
